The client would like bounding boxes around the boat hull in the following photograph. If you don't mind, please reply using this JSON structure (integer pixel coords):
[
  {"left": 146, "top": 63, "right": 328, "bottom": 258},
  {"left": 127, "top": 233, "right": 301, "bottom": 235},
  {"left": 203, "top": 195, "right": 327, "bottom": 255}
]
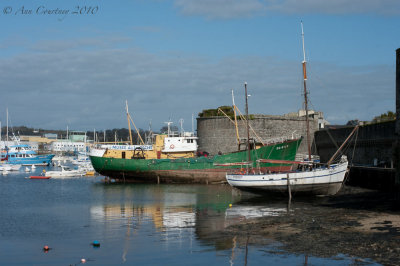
[
  {"left": 7, "top": 154, "right": 55, "bottom": 166},
  {"left": 29, "top": 176, "right": 50, "bottom": 179},
  {"left": 90, "top": 138, "right": 302, "bottom": 183},
  {"left": 226, "top": 161, "right": 348, "bottom": 196},
  {"left": 45, "top": 171, "right": 84, "bottom": 178}
]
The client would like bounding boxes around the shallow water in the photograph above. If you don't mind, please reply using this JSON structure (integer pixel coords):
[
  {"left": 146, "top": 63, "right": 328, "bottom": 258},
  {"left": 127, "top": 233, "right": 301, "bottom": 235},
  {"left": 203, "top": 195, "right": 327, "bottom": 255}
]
[{"left": 0, "top": 166, "right": 379, "bottom": 265}]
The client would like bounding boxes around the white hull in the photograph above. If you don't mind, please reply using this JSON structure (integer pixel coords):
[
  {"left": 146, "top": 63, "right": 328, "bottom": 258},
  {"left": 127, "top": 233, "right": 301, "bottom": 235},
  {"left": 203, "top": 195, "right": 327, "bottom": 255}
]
[
  {"left": 44, "top": 166, "right": 85, "bottom": 178},
  {"left": 0, "top": 164, "right": 22, "bottom": 171},
  {"left": 226, "top": 160, "right": 348, "bottom": 196},
  {"left": 45, "top": 171, "right": 84, "bottom": 178}
]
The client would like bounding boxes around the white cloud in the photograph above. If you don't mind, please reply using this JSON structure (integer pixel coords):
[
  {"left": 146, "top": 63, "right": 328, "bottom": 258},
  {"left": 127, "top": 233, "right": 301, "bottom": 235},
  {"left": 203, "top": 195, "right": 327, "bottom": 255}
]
[
  {"left": 0, "top": 38, "right": 394, "bottom": 130},
  {"left": 265, "top": 0, "right": 400, "bottom": 15},
  {"left": 174, "top": 0, "right": 266, "bottom": 19},
  {"left": 174, "top": 0, "right": 400, "bottom": 19}
]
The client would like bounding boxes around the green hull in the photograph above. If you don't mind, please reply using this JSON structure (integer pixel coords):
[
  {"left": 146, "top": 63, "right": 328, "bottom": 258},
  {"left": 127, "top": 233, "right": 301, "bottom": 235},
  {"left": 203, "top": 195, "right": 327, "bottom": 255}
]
[{"left": 90, "top": 138, "right": 302, "bottom": 183}]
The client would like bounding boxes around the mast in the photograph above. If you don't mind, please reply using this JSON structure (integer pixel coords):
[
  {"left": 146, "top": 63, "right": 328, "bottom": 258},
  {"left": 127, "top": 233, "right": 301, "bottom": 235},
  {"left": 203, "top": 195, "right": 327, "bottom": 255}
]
[
  {"left": 6, "top": 108, "right": 8, "bottom": 143},
  {"left": 179, "top": 118, "right": 184, "bottom": 136},
  {"left": 244, "top": 82, "right": 251, "bottom": 162},
  {"left": 191, "top": 113, "right": 194, "bottom": 134},
  {"left": 126, "top": 100, "right": 133, "bottom": 145},
  {"left": 232, "top": 89, "right": 240, "bottom": 150},
  {"left": 301, "top": 21, "right": 312, "bottom": 161}
]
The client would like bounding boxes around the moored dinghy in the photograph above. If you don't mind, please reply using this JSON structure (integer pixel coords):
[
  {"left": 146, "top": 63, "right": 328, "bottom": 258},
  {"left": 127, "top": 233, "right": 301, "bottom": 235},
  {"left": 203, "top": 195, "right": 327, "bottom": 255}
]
[{"left": 29, "top": 175, "right": 51, "bottom": 179}]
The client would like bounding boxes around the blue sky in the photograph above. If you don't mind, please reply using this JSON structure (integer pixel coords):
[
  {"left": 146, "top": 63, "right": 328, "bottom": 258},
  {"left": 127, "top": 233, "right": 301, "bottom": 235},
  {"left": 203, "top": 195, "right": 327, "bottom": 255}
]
[{"left": 0, "top": 0, "right": 399, "bottom": 132}]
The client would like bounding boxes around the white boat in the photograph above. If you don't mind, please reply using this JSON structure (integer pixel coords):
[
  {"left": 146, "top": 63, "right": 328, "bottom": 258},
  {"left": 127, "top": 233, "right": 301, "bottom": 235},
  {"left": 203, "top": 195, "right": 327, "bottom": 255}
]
[
  {"left": 0, "top": 163, "right": 21, "bottom": 171},
  {"left": 44, "top": 165, "right": 85, "bottom": 178},
  {"left": 227, "top": 156, "right": 349, "bottom": 196},
  {"left": 226, "top": 23, "right": 358, "bottom": 197},
  {"left": 52, "top": 155, "right": 72, "bottom": 162},
  {"left": 71, "top": 154, "right": 90, "bottom": 165}
]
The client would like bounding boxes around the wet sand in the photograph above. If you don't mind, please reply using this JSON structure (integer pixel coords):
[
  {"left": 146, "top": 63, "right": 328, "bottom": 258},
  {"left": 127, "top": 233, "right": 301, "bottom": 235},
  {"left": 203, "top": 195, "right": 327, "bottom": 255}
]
[{"left": 212, "top": 186, "right": 400, "bottom": 265}]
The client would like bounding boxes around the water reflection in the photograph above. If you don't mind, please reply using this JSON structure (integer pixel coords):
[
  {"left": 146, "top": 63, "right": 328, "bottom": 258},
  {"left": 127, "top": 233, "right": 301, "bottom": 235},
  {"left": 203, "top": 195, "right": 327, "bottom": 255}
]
[
  {"left": 89, "top": 183, "right": 296, "bottom": 264},
  {"left": 90, "top": 184, "right": 241, "bottom": 231}
]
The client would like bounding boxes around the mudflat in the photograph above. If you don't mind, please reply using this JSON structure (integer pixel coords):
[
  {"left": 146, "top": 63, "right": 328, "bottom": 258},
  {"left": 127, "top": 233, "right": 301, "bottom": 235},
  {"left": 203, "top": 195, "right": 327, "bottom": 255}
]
[{"left": 209, "top": 186, "right": 400, "bottom": 265}]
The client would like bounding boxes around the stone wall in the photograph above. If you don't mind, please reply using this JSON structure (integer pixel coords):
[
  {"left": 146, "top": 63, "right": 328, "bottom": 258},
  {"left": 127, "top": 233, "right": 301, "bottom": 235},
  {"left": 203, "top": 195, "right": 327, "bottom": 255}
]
[
  {"left": 314, "top": 121, "right": 395, "bottom": 167},
  {"left": 197, "top": 114, "right": 319, "bottom": 156},
  {"left": 395, "top": 48, "right": 400, "bottom": 193}
]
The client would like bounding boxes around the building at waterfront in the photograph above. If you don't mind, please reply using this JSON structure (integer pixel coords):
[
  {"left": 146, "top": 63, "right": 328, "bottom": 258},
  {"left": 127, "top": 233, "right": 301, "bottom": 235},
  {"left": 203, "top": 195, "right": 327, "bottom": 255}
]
[{"left": 50, "top": 131, "right": 88, "bottom": 153}]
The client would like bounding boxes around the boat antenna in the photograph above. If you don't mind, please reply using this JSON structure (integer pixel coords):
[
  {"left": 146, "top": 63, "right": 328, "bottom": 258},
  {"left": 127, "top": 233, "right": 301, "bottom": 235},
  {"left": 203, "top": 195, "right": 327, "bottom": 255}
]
[
  {"left": 232, "top": 89, "right": 240, "bottom": 150},
  {"left": 244, "top": 82, "right": 251, "bottom": 163},
  {"left": 179, "top": 118, "right": 184, "bottom": 136},
  {"left": 164, "top": 121, "right": 173, "bottom": 137},
  {"left": 126, "top": 100, "right": 133, "bottom": 145},
  {"left": 301, "top": 21, "right": 312, "bottom": 162}
]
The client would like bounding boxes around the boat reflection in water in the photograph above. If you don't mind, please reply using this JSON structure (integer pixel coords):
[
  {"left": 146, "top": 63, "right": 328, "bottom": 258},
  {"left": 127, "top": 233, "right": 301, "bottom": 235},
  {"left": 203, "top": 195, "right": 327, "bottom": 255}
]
[
  {"left": 87, "top": 183, "right": 377, "bottom": 265},
  {"left": 89, "top": 183, "right": 296, "bottom": 264},
  {"left": 90, "top": 183, "right": 239, "bottom": 231}
]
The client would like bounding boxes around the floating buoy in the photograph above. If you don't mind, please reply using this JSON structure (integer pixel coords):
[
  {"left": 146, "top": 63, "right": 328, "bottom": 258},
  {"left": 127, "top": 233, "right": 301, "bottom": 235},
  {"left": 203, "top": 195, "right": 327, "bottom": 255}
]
[
  {"left": 92, "top": 240, "right": 100, "bottom": 247},
  {"left": 81, "top": 258, "right": 86, "bottom": 263}
]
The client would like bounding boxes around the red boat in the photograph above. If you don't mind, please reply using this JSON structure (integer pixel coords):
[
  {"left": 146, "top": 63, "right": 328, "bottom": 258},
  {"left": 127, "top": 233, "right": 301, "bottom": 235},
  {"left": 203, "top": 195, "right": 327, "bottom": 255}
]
[{"left": 29, "top": 176, "right": 51, "bottom": 179}]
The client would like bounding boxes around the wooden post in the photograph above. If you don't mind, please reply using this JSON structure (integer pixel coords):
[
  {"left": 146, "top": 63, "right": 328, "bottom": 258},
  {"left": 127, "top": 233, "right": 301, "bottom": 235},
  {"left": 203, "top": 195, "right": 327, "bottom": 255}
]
[
  {"left": 395, "top": 48, "right": 400, "bottom": 201},
  {"left": 287, "top": 173, "right": 292, "bottom": 201}
]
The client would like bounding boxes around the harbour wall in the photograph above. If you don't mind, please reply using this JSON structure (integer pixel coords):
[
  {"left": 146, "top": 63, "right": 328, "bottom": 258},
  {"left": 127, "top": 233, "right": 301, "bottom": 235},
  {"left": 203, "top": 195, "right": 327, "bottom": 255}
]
[
  {"left": 197, "top": 114, "right": 319, "bottom": 156},
  {"left": 396, "top": 48, "right": 400, "bottom": 197},
  {"left": 314, "top": 121, "right": 396, "bottom": 190},
  {"left": 315, "top": 122, "right": 395, "bottom": 167}
]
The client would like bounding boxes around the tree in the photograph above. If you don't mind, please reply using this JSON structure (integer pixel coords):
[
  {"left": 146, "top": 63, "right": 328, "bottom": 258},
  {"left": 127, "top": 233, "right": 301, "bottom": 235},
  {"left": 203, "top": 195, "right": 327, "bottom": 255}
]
[{"left": 372, "top": 111, "right": 396, "bottom": 122}]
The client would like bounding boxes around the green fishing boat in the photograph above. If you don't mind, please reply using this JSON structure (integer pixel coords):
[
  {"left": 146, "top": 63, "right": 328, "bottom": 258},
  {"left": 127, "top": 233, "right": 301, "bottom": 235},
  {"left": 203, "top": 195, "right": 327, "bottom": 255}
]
[
  {"left": 89, "top": 135, "right": 302, "bottom": 183},
  {"left": 90, "top": 95, "right": 302, "bottom": 183}
]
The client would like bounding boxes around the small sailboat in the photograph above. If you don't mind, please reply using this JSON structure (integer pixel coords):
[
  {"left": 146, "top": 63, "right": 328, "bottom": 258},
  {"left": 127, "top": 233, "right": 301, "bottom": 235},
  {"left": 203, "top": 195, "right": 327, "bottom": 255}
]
[{"left": 226, "top": 22, "right": 358, "bottom": 196}]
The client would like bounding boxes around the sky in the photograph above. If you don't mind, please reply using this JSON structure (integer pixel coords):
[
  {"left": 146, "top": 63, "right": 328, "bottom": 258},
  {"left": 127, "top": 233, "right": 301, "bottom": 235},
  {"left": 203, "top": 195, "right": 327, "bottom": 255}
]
[{"left": 0, "top": 0, "right": 399, "bottom": 133}]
